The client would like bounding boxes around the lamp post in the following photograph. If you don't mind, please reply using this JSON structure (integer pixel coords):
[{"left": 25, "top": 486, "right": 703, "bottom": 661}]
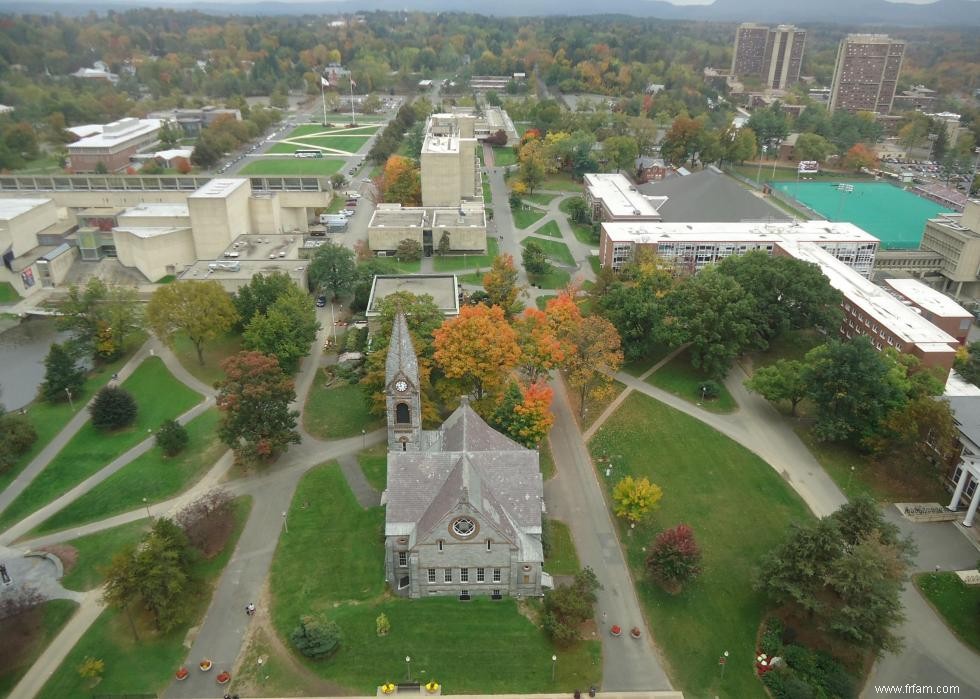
[
  {"left": 551, "top": 654, "right": 557, "bottom": 682},
  {"left": 720, "top": 650, "right": 730, "bottom": 679},
  {"left": 362, "top": 429, "right": 366, "bottom": 448},
  {"left": 756, "top": 146, "right": 767, "bottom": 183},
  {"left": 846, "top": 465, "right": 855, "bottom": 491},
  {"left": 405, "top": 656, "right": 412, "bottom": 681},
  {"left": 65, "top": 387, "right": 74, "bottom": 411},
  {"left": 142, "top": 497, "right": 151, "bottom": 519},
  {"left": 282, "top": 510, "right": 288, "bottom": 534}
]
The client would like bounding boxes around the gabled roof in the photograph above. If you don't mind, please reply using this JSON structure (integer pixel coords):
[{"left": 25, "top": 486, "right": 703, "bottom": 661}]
[
  {"left": 638, "top": 168, "right": 789, "bottom": 222},
  {"left": 385, "top": 312, "right": 419, "bottom": 387},
  {"left": 440, "top": 401, "right": 525, "bottom": 452}
]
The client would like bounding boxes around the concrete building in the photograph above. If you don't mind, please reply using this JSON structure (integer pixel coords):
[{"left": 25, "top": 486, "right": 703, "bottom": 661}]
[
  {"left": 469, "top": 75, "right": 526, "bottom": 91},
  {"left": 146, "top": 107, "right": 241, "bottom": 136},
  {"left": 71, "top": 61, "right": 118, "bottom": 84},
  {"left": 599, "top": 220, "right": 879, "bottom": 277},
  {"left": 187, "top": 179, "right": 252, "bottom": 260},
  {"left": 731, "top": 24, "right": 806, "bottom": 90},
  {"left": 112, "top": 203, "right": 194, "bottom": 284},
  {"left": 368, "top": 204, "right": 486, "bottom": 256},
  {"left": 383, "top": 313, "right": 546, "bottom": 599},
  {"left": 451, "top": 106, "right": 520, "bottom": 146},
  {"left": 67, "top": 117, "right": 164, "bottom": 173},
  {"left": 892, "top": 85, "right": 938, "bottom": 113},
  {"left": 883, "top": 277, "right": 973, "bottom": 344},
  {"left": 919, "top": 201, "right": 980, "bottom": 299},
  {"left": 366, "top": 274, "right": 460, "bottom": 319},
  {"left": 0, "top": 198, "right": 77, "bottom": 297},
  {"left": 829, "top": 35, "right": 906, "bottom": 114},
  {"left": 421, "top": 113, "right": 479, "bottom": 208},
  {"left": 584, "top": 173, "right": 663, "bottom": 222}
]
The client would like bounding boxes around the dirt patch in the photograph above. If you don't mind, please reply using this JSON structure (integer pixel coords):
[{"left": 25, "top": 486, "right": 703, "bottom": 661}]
[
  {"left": 38, "top": 544, "right": 78, "bottom": 575},
  {"left": 0, "top": 606, "right": 44, "bottom": 675}
]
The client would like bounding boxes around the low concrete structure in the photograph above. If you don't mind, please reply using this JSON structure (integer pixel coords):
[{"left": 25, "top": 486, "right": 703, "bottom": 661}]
[
  {"left": 368, "top": 204, "right": 486, "bottom": 255},
  {"left": 178, "top": 258, "right": 307, "bottom": 292},
  {"left": 0, "top": 198, "right": 76, "bottom": 298},
  {"left": 67, "top": 117, "right": 163, "bottom": 173},
  {"left": 366, "top": 274, "right": 460, "bottom": 319}
]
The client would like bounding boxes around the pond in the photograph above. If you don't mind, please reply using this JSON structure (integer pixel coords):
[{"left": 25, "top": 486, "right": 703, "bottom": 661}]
[{"left": 0, "top": 317, "right": 71, "bottom": 410}]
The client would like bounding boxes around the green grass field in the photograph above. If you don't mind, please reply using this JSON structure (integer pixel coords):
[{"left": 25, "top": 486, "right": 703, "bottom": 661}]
[
  {"left": 171, "top": 331, "right": 243, "bottom": 388},
  {"left": 482, "top": 173, "right": 492, "bottom": 204},
  {"left": 36, "top": 498, "right": 251, "bottom": 699},
  {"left": 0, "top": 599, "right": 78, "bottom": 697},
  {"left": 589, "top": 393, "right": 814, "bottom": 699},
  {"left": 433, "top": 238, "right": 499, "bottom": 272},
  {"left": 539, "top": 438, "right": 555, "bottom": 480},
  {"left": 492, "top": 146, "right": 517, "bottom": 166},
  {"left": 0, "top": 358, "right": 202, "bottom": 532},
  {"left": 512, "top": 206, "right": 546, "bottom": 229},
  {"left": 528, "top": 265, "right": 571, "bottom": 290},
  {"left": 269, "top": 135, "right": 370, "bottom": 155},
  {"left": 544, "top": 520, "right": 580, "bottom": 576},
  {"left": 915, "top": 572, "right": 980, "bottom": 654},
  {"left": 268, "top": 463, "right": 601, "bottom": 695},
  {"left": 303, "top": 377, "right": 383, "bottom": 440},
  {"left": 239, "top": 158, "right": 345, "bottom": 176},
  {"left": 33, "top": 409, "right": 224, "bottom": 535},
  {"left": 521, "top": 238, "right": 575, "bottom": 266},
  {"left": 622, "top": 343, "right": 676, "bottom": 377},
  {"left": 60, "top": 520, "right": 150, "bottom": 591},
  {"left": 532, "top": 220, "right": 563, "bottom": 238},
  {"left": 525, "top": 193, "right": 558, "bottom": 207},
  {"left": 287, "top": 124, "right": 380, "bottom": 137},
  {"left": 772, "top": 181, "right": 952, "bottom": 249},
  {"left": 646, "top": 349, "right": 737, "bottom": 414},
  {"left": 357, "top": 444, "right": 387, "bottom": 492},
  {"left": 539, "top": 174, "right": 582, "bottom": 192},
  {"left": 0, "top": 281, "right": 20, "bottom": 303},
  {"left": 535, "top": 294, "right": 558, "bottom": 310}
]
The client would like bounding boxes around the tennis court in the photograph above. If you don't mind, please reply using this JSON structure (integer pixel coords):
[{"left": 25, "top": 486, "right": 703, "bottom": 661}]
[{"left": 772, "top": 181, "right": 954, "bottom": 249}]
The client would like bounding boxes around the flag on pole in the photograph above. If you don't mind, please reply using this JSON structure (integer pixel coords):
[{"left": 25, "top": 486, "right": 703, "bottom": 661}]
[{"left": 321, "top": 76, "right": 330, "bottom": 88}]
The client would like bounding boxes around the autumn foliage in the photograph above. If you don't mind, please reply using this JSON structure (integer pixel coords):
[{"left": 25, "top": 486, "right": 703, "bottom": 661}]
[
  {"left": 645, "top": 524, "right": 703, "bottom": 594},
  {"left": 433, "top": 304, "right": 520, "bottom": 401},
  {"left": 843, "top": 143, "right": 878, "bottom": 172},
  {"left": 492, "top": 380, "right": 555, "bottom": 447},
  {"left": 379, "top": 154, "right": 421, "bottom": 206},
  {"left": 514, "top": 308, "right": 564, "bottom": 381}
]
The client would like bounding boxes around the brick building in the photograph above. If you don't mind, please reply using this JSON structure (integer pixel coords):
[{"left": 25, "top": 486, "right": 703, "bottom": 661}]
[
  {"left": 67, "top": 117, "right": 163, "bottom": 173},
  {"left": 829, "top": 35, "right": 905, "bottom": 114}
]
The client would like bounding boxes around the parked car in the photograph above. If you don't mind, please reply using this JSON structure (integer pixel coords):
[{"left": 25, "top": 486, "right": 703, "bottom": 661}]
[{"left": 316, "top": 295, "right": 327, "bottom": 307}]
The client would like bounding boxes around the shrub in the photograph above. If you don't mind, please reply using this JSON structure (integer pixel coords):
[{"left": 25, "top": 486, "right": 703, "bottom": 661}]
[
  {"left": 542, "top": 567, "right": 601, "bottom": 646},
  {"left": 760, "top": 617, "right": 784, "bottom": 656},
  {"left": 290, "top": 615, "right": 342, "bottom": 659},
  {"left": 156, "top": 419, "right": 189, "bottom": 456},
  {"left": 698, "top": 381, "right": 721, "bottom": 400},
  {"left": 396, "top": 238, "right": 422, "bottom": 262},
  {"left": 77, "top": 656, "right": 104, "bottom": 680},
  {"left": 176, "top": 488, "right": 233, "bottom": 555},
  {"left": 645, "top": 523, "right": 702, "bottom": 593},
  {"left": 0, "top": 410, "right": 37, "bottom": 472},
  {"left": 89, "top": 386, "right": 137, "bottom": 430},
  {"left": 376, "top": 612, "right": 390, "bottom": 636}
]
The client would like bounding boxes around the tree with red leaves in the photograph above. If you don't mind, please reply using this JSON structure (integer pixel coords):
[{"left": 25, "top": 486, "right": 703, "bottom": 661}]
[
  {"left": 645, "top": 524, "right": 703, "bottom": 594},
  {"left": 216, "top": 351, "right": 300, "bottom": 465}
]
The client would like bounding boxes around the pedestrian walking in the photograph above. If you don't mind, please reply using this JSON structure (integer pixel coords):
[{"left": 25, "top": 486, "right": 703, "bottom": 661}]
[{"left": 245, "top": 602, "right": 255, "bottom": 616}]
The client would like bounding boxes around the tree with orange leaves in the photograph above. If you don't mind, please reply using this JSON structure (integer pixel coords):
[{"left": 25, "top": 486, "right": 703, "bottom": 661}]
[
  {"left": 514, "top": 308, "right": 564, "bottom": 381},
  {"left": 843, "top": 143, "right": 878, "bottom": 172},
  {"left": 434, "top": 304, "right": 520, "bottom": 402},
  {"left": 379, "top": 154, "right": 421, "bottom": 206},
  {"left": 492, "top": 379, "right": 554, "bottom": 448},
  {"left": 565, "top": 315, "right": 623, "bottom": 420},
  {"left": 544, "top": 290, "right": 583, "bottom": 355},
  {"left": 483, "top": 254, "right": 524, "bottom": 319}
]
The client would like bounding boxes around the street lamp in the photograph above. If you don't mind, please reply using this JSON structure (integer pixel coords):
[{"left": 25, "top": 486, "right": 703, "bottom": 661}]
[
  {"left": 551, "top": 654, "right": 557, "bottom": 681},
  {"left": 720, "top": 650, "right": 730, "bottom": 679},
  {"left": 65, "top": 387, "right": 74, "bottom": 411},
  {"left": 846, "top": 465, "right": 855, "bottom": 491},
  {"left": 282, "top": 511, "right": 288, "bottom": 534},
  {"left": 142, "top": 497, "right": 151, "bottom": 519},
  {"left": 361, "top": 428, "right": 366, "bottom": 448},
  {"left": 756, "top": 146, "right": 767, "bottom": 183},
  {"left": 405, "top": 656, "right": 412, "bottom": 681}
]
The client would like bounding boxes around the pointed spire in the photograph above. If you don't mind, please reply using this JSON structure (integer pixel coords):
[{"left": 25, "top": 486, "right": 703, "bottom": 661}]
[{"left": 385, "top": 312, "right": 420, "bottom": 387}]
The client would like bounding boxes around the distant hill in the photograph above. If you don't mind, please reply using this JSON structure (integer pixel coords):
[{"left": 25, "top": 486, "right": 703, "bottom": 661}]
[{"left": 1, "top": 0, "right": 980, "bottom": 27}]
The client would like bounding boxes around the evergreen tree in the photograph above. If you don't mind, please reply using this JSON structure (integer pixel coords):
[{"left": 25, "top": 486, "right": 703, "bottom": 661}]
[
  {"left": 156, "top": 419, "right": 189, "bottom": 457},
  {"left": 41, "top": 343, "right": 85, "bottom": 403},
  {"left": 90, "top": 386, "right": 138, "bottom": 430}
]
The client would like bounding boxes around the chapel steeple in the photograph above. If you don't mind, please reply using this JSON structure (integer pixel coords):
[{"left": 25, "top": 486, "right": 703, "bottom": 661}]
[{"left": 385, "top": 313, "right": 421, "bottom": 451}]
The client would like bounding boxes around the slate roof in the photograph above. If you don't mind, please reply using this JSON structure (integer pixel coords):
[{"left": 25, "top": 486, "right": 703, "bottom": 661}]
[
  {"left": 638, "top": 167, "right": 789, "bottom": 223},
  {"left": 385, "top": 313, "right": 419, "bottom": 387},
  {"left": 947, "top": 395, "right": 980, "bottom": 451}
]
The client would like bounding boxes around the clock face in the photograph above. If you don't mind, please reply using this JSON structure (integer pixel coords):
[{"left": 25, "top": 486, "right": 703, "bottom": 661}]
[{"left": 395, "top": 380, "right": 408, "bottom": 392}]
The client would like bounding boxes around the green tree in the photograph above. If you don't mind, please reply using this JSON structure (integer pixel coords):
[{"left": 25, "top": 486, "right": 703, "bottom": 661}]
[
  {"left": 867, "top": 396, "right": 959, "bottom": 474},
  {"left": 437, "top": 231, "right": 451, "bottom": 256},
  {"left": 290, "top": 616, "right": 342, "bottom": 659},
  {"left": 147, "top": 281, "right": 238, "bottom": 366},
  {"left": 156, "top": 419, "right": 189, "bottom": 457},
  {"left": 613, "top": 475, "right": 663, "bottom": 526},
  {"left": 602, "top": 135, "right": 639, "bottom": 172},
  {"left": 793, "top": 133, "right": 834, "bottom": 162},
  {"left": 954, "top": 341, "right": 980, "bottom": 386},
  {"left": 157, "top": 121, "right": 182, "bottom": 148},
  {"left": 661, "top": 268, "right": 756, "bottom": 379},
  {"left": 0, "top": 406, "right": 37, "bottom": 473},
  {"left": 747, "top": 102, "right": 789, "bottom": 152},
  {"left": 242, "top": 285, "right": 320, "bottom": 373},
  {"left": 58, "top": 278, "right": 142, "bottom": 360},
  {"left": 233, "top": 271, "right": 294, "bottom": 329},
  {"left": 522, "top": 240, "right": 548, "bottom": 275},
  {"left": 190, "top": 138, "right": 221, "bottom": 169},
  {"left": 931, "top": 122, "right": 949, "bottom": 162},
  {"left": 726, "top": 126, "right": 758, "bottom": 164},
  {"left": 216, "top": 351, "right": 300, "bottom": 464},
  {"left": 308, "top": 242, "right": 357, "bottom": 300},
  {"left": 90, "top": 386, "right": 138, "bottom": 430},
  {"left": 518, "top": 155, "right": 545, "bottom": 193},
  {"left": 482, "top": 254, "right": 524, "bottom": 318},
  {"left": 41, "top": 342, "right": 86, "bottom": 403},
  {"left": 542, "top": 567, "right": 601, "bottom": 646},
  {"left": 744, "top": 359, "right": 808, "bottom": 416},
  {"left": 564, "top": 196, "right": 590, "bottom": 224},
  {"left": 803, "top": 338, "right": 907, "bottom": 445},
  {"left": 396, "top": 238, "right": 423, "bottom": 262},
  {"left": 898, "top": 115, "right": 930, "bottom": 156}
]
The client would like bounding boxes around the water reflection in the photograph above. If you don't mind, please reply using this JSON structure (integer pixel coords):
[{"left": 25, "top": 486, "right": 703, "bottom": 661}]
[{"left": 0, "top": 318, "right": 71, "bottom": 410}]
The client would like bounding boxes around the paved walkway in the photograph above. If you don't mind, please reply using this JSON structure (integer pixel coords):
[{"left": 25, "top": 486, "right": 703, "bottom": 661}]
[
  {"left": 544, "top": 377, "right": 673, "bottom": 691},
  {"left": 337, "top": 453, "right": 381, "bottom": 507}
]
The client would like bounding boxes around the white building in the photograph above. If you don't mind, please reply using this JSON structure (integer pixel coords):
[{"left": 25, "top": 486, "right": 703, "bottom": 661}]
[{"left": 584, "top": 173, "right": 663, "bottom": 222}]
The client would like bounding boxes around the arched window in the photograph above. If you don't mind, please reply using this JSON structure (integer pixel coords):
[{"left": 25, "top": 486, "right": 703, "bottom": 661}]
[{"left": 395, "top": 402, "right": 410, "bottom": 424}]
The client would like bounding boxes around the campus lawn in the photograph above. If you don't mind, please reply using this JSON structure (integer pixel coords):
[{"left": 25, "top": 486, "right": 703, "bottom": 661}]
[
  {"left": 269, "top": 135, "right": 370, "bottom": 154},
  {"left": 563, "top": 375, "right": 626, "bottom": 431},
  {"left": 512, "top": 206, "right": 546, "bottom": 230},
  {"left": 588, "top": 255, "right": 601, "bottom": 274},
  {"left": 521, "top": 237, "right": 575, "bottom": 266},
  {"left": 525, "top": 193, "right": 558, "bottom": 207},
  {"left": 0, "top": 599, "right": 78, "bottom": 698},
  {"left": 325, "top": 195, "right": 347, "bottom": 213},
  {"left": 0, "top": 281, "right": 19, "bottom": 303},
  {"left": 0, "top": 358, "right": 202, "bottom": 532},
  {"left": 482, "top": 173, "right": 492, "bottom": 204},
  {"left": 239, "top": 158, "right": 344, "bottom": 176},
  {"left": 171, "top": 331, "right": 243, "bottom": 387},
  {"left": 59, "top": 520, "right": 150, "bottom": 591},
  {"left": 286, "top": 124, "right": 380, "bottom": 138},
  {"left": 571, "top": 222, "right": 597, "bottom": 246},
  {"left": 589, "top": 392, "right": 814, "bottom": 699},
  {"left": 35, "top": 498, "right": 251, "bottom": 699},
  {"left": 558, "top": 196, "right": 580, "bottom": 216},
  {"left": 303, "top": 378, "right": 383, "bottom": 440},
  {"left": 621, "top": 343, "right": 676, "bottom": 377},
  {"left": 539, "top": 437, "right": 555, "bottom": 480},
  {"left": 646, "top": 349, "right": 737, "bottom": 414},
  {"left": 544, "top": 519, "right": 580, "bottom": 576},
  {"left": 269, "top": 463, "right": 601, "bottom": 695},
  {"left": 531, "top": 220, "right": 563, "bottom": 238},
  {"left": 535, "top": 294, "right": 558, "bottom": 310},
  {"left": 432, "top": 238, "right": 499, "bottom": 272},
  {"left": 730, "top": 163, "right": 874, "bottom": 184},
  {"left": 457, "top": 271, "right": 485, "bottom": 285},
  {"left": 492, "top": 146, "right": 517, "bottom": 166},
  {"left": 32, "top": 409, "right": 225, "bottom": 535},
  {"left": 745, "top": 328, "right": 824, "bottom": 372},
  {"left": 528, "top": 265, "right": 571, "bottom": 290},
  {"left": 539, "top": 174, "right": 582, "bottom": 192},
  {"left": 0, "top": 351, "right": 135, "bottom": 495},
  {"left": 357, "top": 443, "right": 387, "bottom": 492},
  {"left": 387, "top": 258, "right": 423, "bottom": 273},
  {"left": 915, "top": 572, "right": 980, "bottom": 654}
]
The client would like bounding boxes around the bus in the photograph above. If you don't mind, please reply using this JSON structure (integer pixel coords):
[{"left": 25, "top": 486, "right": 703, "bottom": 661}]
[{"left": 294, "top": 150, "right": 324, "bottom": 159}]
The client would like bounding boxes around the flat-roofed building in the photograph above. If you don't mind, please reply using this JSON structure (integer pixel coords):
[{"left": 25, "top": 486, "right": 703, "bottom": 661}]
[
  {"left": 421, "top": 113, "right": 479, "bottom": 207},
  {"left": 920, "top": 201, "right": 980, "bottom": 299},
  {"left": 599, "top": 220, "right": 879, "bottom": 276},
  {"left": 0, "top": 197, "right": 73, "bottom": 298},
  {"left": 366, "top": 274, "right": 460, "bottom": 319},
  {"left": 187, "top": 178, "right": 251, "bottom": 260},
  {"left": 146, "top": 107, "right": 241, "bottom": 136},
  {"left": 67, "top": 117, "right": 163, "bottom": 173},
  {"left": 731, "top": 24, "right": 806, "bottom": 89},
  {"left": 584, "top": 173, "right": 662, "bottom": 222},
  {"left": 368, "top": 203, "right": 486, "bottom": 255},
  {"left": 829, "top": 34, "right": 905, "bottom": 114},
  {"left": 112, "top": 203, "right": 194, "bottom": 283},
  {"left": 884, "top": 277, "right": 973, "bottom": 344}
]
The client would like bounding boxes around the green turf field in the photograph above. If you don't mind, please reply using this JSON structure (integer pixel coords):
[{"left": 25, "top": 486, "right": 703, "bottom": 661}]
[
  {"left": 239, "top": 158, "right": 345, "bottom": 175},
  {"left": 268, "top": 124, "right": 377, "bottom": 155},
  {"left": 772, "top": 181, "right": 953, "bottom": 249}
]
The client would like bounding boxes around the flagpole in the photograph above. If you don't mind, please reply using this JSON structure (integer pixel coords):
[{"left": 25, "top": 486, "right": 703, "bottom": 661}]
[
  {"left": 350, "top": 75, "right": 356, "bottom": 126},
  {"left": 321, "top": 76, "right": 328, "bottom": 126}
]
